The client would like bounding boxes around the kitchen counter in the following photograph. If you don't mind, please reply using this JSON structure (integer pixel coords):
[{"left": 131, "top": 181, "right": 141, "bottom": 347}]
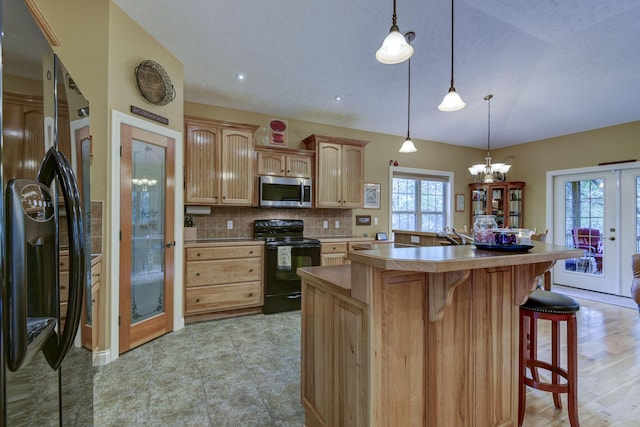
[{"left": 298, "top": 242, "right": 581, "bottom": 426}]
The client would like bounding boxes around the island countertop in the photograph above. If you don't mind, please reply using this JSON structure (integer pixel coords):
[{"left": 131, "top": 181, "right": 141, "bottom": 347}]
[{"left": 346, "top": 241, "right": 582, "bottom": 273}]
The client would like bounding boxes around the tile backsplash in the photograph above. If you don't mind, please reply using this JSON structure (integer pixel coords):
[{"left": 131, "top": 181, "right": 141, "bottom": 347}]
[{"left": 185, "top": 207, "right": 353, "bottom": 239}]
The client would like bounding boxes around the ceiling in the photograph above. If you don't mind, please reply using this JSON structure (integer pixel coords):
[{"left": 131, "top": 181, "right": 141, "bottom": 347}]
[{"left": 5, "top": 0, "right": 640, "bottom": 149}]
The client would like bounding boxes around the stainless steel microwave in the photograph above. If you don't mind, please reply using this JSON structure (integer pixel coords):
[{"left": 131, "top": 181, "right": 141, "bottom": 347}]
[{"left": 259, "top": 176, "right": 312, "bottom": 208}]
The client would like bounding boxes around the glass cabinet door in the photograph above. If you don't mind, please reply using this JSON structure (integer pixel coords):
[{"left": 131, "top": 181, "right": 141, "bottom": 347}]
[
  {"left": 470, "top": 186, "right": 487, "bottom": 224},
  {"left": 489, "top": 185, "right": 506, "bottom": 227},
  {"left": 508, "top": 186, "right": 523, "bottom": 228}
]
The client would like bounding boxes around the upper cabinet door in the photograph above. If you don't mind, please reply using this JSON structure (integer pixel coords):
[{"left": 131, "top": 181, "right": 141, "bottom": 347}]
[
  {"left": 285, "top": 154, "right": 312, "bottom": 178},
  {"left": 185, "top": 122, "right": 220, "bottom": 204},
  {"left": 316, "top": 142, "right": 343, "bottom": 207},
  {"left": 220, "top": 129, "right": 254, "bottom": 205},
  {"left": 257, "top": 151, "right": 286, "bottom": 176},
  {"left": 340, "top": 145, "right": 364, "bottom": 208}
]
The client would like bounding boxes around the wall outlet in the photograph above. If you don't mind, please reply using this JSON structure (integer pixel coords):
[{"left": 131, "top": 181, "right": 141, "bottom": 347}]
[
  {"left": 323, "top": 220, "right": 328, "bottom": 229},
  {"left": 411, "top": 235, "right": 420, "bottom": 243},
  {"left": 335, "top": 220, "right": 340, "bottom": 229},
  {"left": 374, "top": 217, "right": 379, "bottom": 225},
  {"left": 227, "top": 220, "right": 233, "bottom": 230}
]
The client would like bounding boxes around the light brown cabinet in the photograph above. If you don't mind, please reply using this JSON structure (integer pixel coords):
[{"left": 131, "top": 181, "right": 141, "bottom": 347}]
[
  {"left": 255, "top": 147, "right": 313, "bottom": 178},
  {"left": 303, "top": 134, "right": 367, "bottom": 208},
  {"left": 320, "top": 239, "right": 378, "bottom": 266},
  {"left": 321, "top": 242, "right": 349, "bottom": 266},
  {"left": 184, "top": 116, "right": 258, "bottom": 205},
  {"left": 184, "top": 243, "right": 263, "bottom": 320},
  {"left": 469, "top": 181, "right": 525, "bottom": 228},
  {"left": 301, "top": 265, "right": 367, "bottom": 426}
]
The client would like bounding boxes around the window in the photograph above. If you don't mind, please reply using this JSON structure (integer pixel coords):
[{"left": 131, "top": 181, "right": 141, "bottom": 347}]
[{"left": 391, "top": 167, "right": 452, "bottom": 232}]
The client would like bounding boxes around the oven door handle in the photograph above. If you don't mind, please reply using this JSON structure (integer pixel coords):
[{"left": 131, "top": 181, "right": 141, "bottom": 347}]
[{"left": 286, "top": 293, "right": 302, "bottom": 299}]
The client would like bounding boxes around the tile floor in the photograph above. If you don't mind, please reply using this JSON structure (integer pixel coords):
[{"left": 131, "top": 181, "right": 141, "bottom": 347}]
[{"left": 94, "top": 311, "right": 303, "bottom": 426}]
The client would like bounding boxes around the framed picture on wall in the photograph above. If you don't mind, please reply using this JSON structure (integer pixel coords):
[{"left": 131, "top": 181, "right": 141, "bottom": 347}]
[
  {"left": 364, "top": 183, "right": 381, "bottom": 209},
  {"left": 455, "top": 194, "right": 465, "bottom": 212}
]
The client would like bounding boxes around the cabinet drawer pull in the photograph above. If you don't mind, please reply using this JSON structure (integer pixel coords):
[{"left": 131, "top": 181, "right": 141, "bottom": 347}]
[
  {"left": 196, "top": 273, "right": 200, "bottom": 276},
  {"left": 195, "top": 298, "right": 200, "bottom": 302},
  {"left": 248, "top": 269, "right": 253, "bottom": 272}
]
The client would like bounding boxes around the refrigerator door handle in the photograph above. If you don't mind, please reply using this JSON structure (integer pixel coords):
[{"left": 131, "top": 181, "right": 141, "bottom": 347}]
[{"left": 37, "top": 147, "right": 86, "bottom": 370}]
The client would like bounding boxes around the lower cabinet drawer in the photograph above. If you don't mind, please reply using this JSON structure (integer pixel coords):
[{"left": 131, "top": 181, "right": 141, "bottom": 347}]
[
  {"left": 185, "top": 258, "right": 262, "bottom": 287},
  {"left": 321, "top": 242, "right": 348, "bottom": 254},
  {"left": 185, "top": 282, "right": 262, "bottom": 314}
]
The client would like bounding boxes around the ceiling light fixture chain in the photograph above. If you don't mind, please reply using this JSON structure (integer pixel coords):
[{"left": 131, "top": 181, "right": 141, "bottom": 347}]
[
  {"left": 399, "top": 32, "right": 417, "bottom": 153},
  {"left": 376, "top": 0, "right": 414, "bottom": 64},
  {"left": 468, "top": 94, "right": 511, "bottom": 183},
  {"left": 438, "top": 0, "right": 465, "bottom": 112}
]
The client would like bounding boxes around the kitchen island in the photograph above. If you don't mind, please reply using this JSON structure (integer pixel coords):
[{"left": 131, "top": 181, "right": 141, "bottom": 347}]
[{"left": 298, "top": 242, "right": 582, "bottom": 427}]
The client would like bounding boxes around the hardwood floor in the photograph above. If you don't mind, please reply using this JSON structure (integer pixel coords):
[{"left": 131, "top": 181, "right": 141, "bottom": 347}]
[{"left": 522, "top": 295, "right": 640, "bottom": 426}]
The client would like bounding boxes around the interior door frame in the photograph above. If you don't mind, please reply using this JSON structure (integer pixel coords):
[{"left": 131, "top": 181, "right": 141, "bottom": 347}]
[
  {"left": 546, "top": 161, "right": 640, "bottom": 294},
  {"left": 107, "top": 111, "right": 184, "bottom": 364}
]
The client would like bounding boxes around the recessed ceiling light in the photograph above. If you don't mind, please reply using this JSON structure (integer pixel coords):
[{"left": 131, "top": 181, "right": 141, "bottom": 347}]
[
  {"left": 334, "top": 95, "right": 342, "bottom": 101},
  {"left": 236, "top": 73, "right": 247, "bottom": 81}
]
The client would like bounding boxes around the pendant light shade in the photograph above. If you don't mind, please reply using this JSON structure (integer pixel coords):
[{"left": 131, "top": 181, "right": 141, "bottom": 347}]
[
  {"left": 438, "top": 0, "right": 465, "bottom": 112},
  {"left": 468, "top": 94, "right": 512, "bottom": 183},
  {"left": 399, "top": 138, "right": 417, "bottom": 153},
  {"left": 399, "top": 32, "right": 417, "bottom": 153},
  {"left": 376, "top": 0, "right": 414, "bottom": 64}
]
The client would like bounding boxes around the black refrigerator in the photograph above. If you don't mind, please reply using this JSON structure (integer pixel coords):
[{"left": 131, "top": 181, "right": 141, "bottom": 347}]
[{"left": 1, "top": 2, "right": 93, "bottom": 424}]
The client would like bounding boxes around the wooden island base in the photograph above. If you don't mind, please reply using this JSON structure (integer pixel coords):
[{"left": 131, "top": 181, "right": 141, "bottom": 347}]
[{"left": 298, "top": 244, "right": 581, "bottom": 427}]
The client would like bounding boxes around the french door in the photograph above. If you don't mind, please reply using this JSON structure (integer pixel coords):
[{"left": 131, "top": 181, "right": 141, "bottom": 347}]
[
  {"left": 119, "top": 124, "right": 175, "bottom": 353},
  {"left": 553, "top": 167, "right": 640, "bottom": 296}
]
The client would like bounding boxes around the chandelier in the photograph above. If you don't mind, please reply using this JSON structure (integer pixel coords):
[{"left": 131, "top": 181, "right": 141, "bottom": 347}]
[{"left": 468, "top": 94, "right": 511, "bottom": 183}]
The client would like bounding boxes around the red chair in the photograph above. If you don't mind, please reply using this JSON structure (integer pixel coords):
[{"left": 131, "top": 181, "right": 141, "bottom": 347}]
[{"left": 572, "top": 228, "right": 603, "bottom": 273}]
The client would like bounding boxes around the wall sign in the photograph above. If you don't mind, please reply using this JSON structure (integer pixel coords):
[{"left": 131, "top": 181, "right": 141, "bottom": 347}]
[{"left": 356, "top": 215, "right": 372, "bottom": 226}]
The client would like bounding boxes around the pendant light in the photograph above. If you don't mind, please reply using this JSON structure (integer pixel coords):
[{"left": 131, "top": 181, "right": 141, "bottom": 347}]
[
  {"left": 468, "top": 94, "right": 511, "bottom": 183},
  {"left": 438, "top": 0, "right": 465, "bottom": 112},
  {"left": 376, "top": 0, "right": 414, "bottom": 64},
  {"left": 399, "top": 32, "right": 417, "bottom": 153}
]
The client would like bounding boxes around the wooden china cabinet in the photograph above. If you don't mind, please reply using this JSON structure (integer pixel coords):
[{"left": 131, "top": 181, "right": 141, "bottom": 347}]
[{"left": 469, "top": 181, "right": 525, "bottom": 228}]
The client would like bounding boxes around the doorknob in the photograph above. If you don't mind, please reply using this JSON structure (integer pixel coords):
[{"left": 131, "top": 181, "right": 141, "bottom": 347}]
[{"left": 166, "top": 241, "right": 176, "bottom": 248}]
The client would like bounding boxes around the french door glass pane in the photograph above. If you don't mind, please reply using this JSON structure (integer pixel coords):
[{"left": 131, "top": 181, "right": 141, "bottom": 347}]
[
  {"left": 563, "top": 179, "right": 604, "bottom": 276},
  {"left": 130, "top": 139, "right": 166, "bottom": 323}
]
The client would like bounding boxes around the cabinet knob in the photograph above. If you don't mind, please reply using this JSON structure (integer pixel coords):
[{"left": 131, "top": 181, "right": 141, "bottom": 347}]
[
  {"left": 196, "top": 253, "right": 201, "bottom": 257},
  {"left": 92, "top": 299, "right": 96, "bottom": 303},
  {"left": 248, "top": 292, "right": 254, "bottom": 297},
  {"left": 249, "top": 250, "right": 253, "bottom": 254},
  {"left": 196, "top": 298, "right": 200, "bottom": 302},
  {"left": 249, "top": 269, "right": 253, "bottom": 272},
  {"left": 196, "top": 273, "right": 200, "bottom": 276},
  {"left": 281, "top": 169, "right": 285, "bottom": 173}
]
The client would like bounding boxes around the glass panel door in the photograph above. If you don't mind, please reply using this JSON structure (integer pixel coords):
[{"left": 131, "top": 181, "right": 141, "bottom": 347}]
[
  {"left": 119, "top": 124, "right": 174, "bottom": 353},
  {"left": 553, "top": 171, "right": 618, "bottom": 294},
  {"left": 620, "top": 168, "right": 640, "bottom": 293},
  {"left": 131, "top": 140, "right": 165, "bottom": 322}
]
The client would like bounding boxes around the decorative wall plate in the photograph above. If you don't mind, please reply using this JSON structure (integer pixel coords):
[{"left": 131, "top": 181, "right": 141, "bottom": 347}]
[{"left": 134, "top": 60, "right": 175, "bottom": 106}]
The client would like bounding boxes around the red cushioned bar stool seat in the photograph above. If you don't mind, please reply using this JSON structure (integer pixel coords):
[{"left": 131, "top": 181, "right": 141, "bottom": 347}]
[{"left": 518, "top": 289, "right": 580, "bottom": 426}]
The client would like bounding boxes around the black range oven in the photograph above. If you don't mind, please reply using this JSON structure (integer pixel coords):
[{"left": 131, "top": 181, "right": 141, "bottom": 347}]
[{"left": 254, "top": 219, "right": 321, "bottom": 314}]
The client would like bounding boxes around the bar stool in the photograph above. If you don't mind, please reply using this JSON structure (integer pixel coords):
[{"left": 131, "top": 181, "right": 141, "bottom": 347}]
[{"left": 518, "top": 289, "right": 580, "bottom": 426}]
